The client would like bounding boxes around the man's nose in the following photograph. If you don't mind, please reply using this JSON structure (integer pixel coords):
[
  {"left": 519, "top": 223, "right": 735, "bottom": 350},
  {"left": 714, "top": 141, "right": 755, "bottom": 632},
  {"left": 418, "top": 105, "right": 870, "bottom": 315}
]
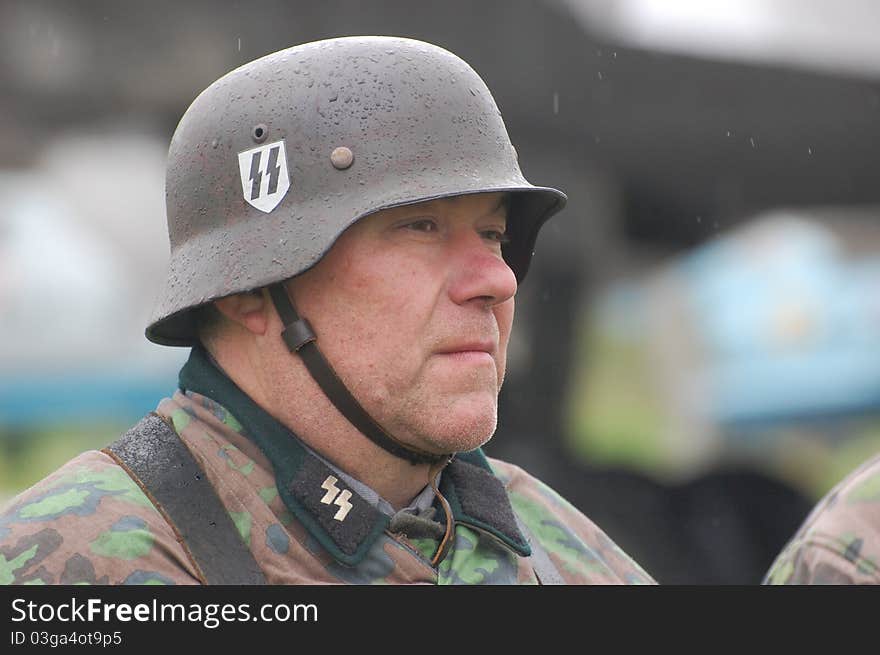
[{"left": 447, "top": 232, "right": 518, "bottom": 307}]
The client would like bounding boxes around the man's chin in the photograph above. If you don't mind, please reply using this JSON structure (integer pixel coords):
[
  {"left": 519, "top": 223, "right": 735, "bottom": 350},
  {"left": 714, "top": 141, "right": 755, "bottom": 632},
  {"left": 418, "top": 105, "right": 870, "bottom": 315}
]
[{"left": 412, "top": 402, "right": 498, "bottom": 455}]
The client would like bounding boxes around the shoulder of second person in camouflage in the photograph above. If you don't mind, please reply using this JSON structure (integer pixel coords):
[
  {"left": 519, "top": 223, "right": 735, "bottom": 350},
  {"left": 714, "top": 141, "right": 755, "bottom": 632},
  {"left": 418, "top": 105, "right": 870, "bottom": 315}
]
[
  {"left": 763, "top": 451, "right": 880, "bottom": 585},
  {"left": 804, "top": 452, "right": 880, "bottom": 556},
  {"left": 763, "top": 534, "right": 880, "bottom": 585},
  {"left": 0, "top": 449, "right": 199, "bottom": 585},
  {"left": 487, "top": 456, "right": 656, "bottom": 584}
]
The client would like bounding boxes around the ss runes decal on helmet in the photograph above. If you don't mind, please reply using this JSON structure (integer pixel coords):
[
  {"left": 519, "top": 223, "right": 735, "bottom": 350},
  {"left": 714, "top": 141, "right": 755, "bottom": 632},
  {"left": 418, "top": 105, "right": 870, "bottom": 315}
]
[{"left": 237, "top": 139, "right": 290, "bottom": 213}]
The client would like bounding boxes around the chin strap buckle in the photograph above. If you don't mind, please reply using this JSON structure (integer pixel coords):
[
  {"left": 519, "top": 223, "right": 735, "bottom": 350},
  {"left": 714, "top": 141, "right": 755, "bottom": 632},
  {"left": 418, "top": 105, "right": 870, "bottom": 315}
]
[{"left": 280, "top": 317, "right": 316, "bottom": 352}]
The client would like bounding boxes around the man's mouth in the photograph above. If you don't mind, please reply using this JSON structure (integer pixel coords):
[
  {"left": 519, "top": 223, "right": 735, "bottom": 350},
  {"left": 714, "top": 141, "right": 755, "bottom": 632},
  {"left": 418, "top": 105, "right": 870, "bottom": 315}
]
[
  {"left": 436, "top": 340, "right": 494, "bottom": 354},
  {"left": 434, "top": 341, "right": 496, "bottom": 364}
]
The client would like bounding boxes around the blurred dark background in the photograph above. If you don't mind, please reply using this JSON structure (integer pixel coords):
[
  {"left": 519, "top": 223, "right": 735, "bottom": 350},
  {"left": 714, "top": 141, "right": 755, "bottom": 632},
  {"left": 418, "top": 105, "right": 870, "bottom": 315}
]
[{"left": 5, "top": 0, "right": 880, "bottom": 583}]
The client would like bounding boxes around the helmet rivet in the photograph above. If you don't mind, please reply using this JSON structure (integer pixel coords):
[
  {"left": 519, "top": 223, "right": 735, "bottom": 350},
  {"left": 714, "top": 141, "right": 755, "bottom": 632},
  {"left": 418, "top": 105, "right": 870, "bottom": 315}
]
[
  {"left": 330, "top": 146, "right": 354, "bottom": 170},
  {"left": 252, "top": 124, "right": 268, "bottom": 143}
]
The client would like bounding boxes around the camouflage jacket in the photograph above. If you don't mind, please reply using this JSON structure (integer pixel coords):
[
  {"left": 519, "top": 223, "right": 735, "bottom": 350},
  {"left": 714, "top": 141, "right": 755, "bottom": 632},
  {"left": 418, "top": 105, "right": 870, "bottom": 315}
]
[
  {"left": 764, "top": 453, "right": 880, "bottom": 584},
  {"left": 0, "top": 348, "right": 655, "bottom": 585}
]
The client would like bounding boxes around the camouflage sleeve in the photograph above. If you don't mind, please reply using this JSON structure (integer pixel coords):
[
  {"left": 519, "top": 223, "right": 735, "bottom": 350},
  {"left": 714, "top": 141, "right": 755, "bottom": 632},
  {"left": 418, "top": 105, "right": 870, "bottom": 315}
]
[
  {"left": 491, "top": 458, "right": 656, "bottom": 585},
  {"left": 0, "top": 450, "right": 201, "bottom": 585},
  {"left": 764, "top": 453, "right": 880, "bottom": 584}
]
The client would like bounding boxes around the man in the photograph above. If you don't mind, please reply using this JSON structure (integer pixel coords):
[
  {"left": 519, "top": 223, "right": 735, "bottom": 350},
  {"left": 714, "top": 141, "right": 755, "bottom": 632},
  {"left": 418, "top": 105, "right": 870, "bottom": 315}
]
[
  {"left": 0, "top": 36, "right": 653, "bottom": 585},
  {"left": 764, "top": 453, "right": 880, "bottom": 584}
]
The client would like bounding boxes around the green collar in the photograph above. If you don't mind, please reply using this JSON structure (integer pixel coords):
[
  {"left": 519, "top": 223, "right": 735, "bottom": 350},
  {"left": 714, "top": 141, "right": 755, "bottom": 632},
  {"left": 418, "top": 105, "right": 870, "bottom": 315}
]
[{"left": 179, "top": 347, "right": 530, "bottom": 566}]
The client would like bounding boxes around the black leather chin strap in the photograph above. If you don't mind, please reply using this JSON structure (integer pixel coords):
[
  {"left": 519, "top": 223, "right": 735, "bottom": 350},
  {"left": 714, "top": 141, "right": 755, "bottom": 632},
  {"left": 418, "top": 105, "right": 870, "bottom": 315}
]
[{"left": 268, "top": 282, "right": 447, "bottom": 466}]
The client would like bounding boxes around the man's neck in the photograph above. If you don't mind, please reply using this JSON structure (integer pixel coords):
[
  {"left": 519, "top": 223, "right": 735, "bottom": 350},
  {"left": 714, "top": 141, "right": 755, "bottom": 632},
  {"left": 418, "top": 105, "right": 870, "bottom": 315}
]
[
  {"left": 267, "top": 395, "right": 435, "bottom": 511},
  {"left": 207, "top": 339, "right": 435, "bottom": 510}
]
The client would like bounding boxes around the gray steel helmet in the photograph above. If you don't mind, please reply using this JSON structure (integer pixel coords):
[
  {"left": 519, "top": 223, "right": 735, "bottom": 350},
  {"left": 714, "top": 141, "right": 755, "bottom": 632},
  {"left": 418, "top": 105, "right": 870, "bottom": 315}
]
[{"left": 146, "top": 35, "right": 566, "bottom": 346}]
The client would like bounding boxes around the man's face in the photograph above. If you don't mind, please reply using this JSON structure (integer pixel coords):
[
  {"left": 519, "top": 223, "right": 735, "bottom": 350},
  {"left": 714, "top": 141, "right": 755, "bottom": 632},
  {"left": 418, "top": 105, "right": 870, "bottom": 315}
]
[{"left": 287, "top": 192, "right": 516, "bottom": 455}]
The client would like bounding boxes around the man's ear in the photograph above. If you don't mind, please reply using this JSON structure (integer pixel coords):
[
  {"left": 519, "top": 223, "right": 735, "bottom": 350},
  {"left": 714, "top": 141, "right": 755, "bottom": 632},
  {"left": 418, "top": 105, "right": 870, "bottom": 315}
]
[{"left": 213, "top": 290, "right": 269, "bottom": 336}]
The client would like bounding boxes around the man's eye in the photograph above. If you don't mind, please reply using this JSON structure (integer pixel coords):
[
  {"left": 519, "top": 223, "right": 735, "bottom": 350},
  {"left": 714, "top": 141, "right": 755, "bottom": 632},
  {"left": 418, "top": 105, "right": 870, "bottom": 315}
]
[
  {"left": 404, "top": 219, "right": 438, "bottom": 232},
  {"left": 482, "top": 229, "right": 510, "bottom": 244}
]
